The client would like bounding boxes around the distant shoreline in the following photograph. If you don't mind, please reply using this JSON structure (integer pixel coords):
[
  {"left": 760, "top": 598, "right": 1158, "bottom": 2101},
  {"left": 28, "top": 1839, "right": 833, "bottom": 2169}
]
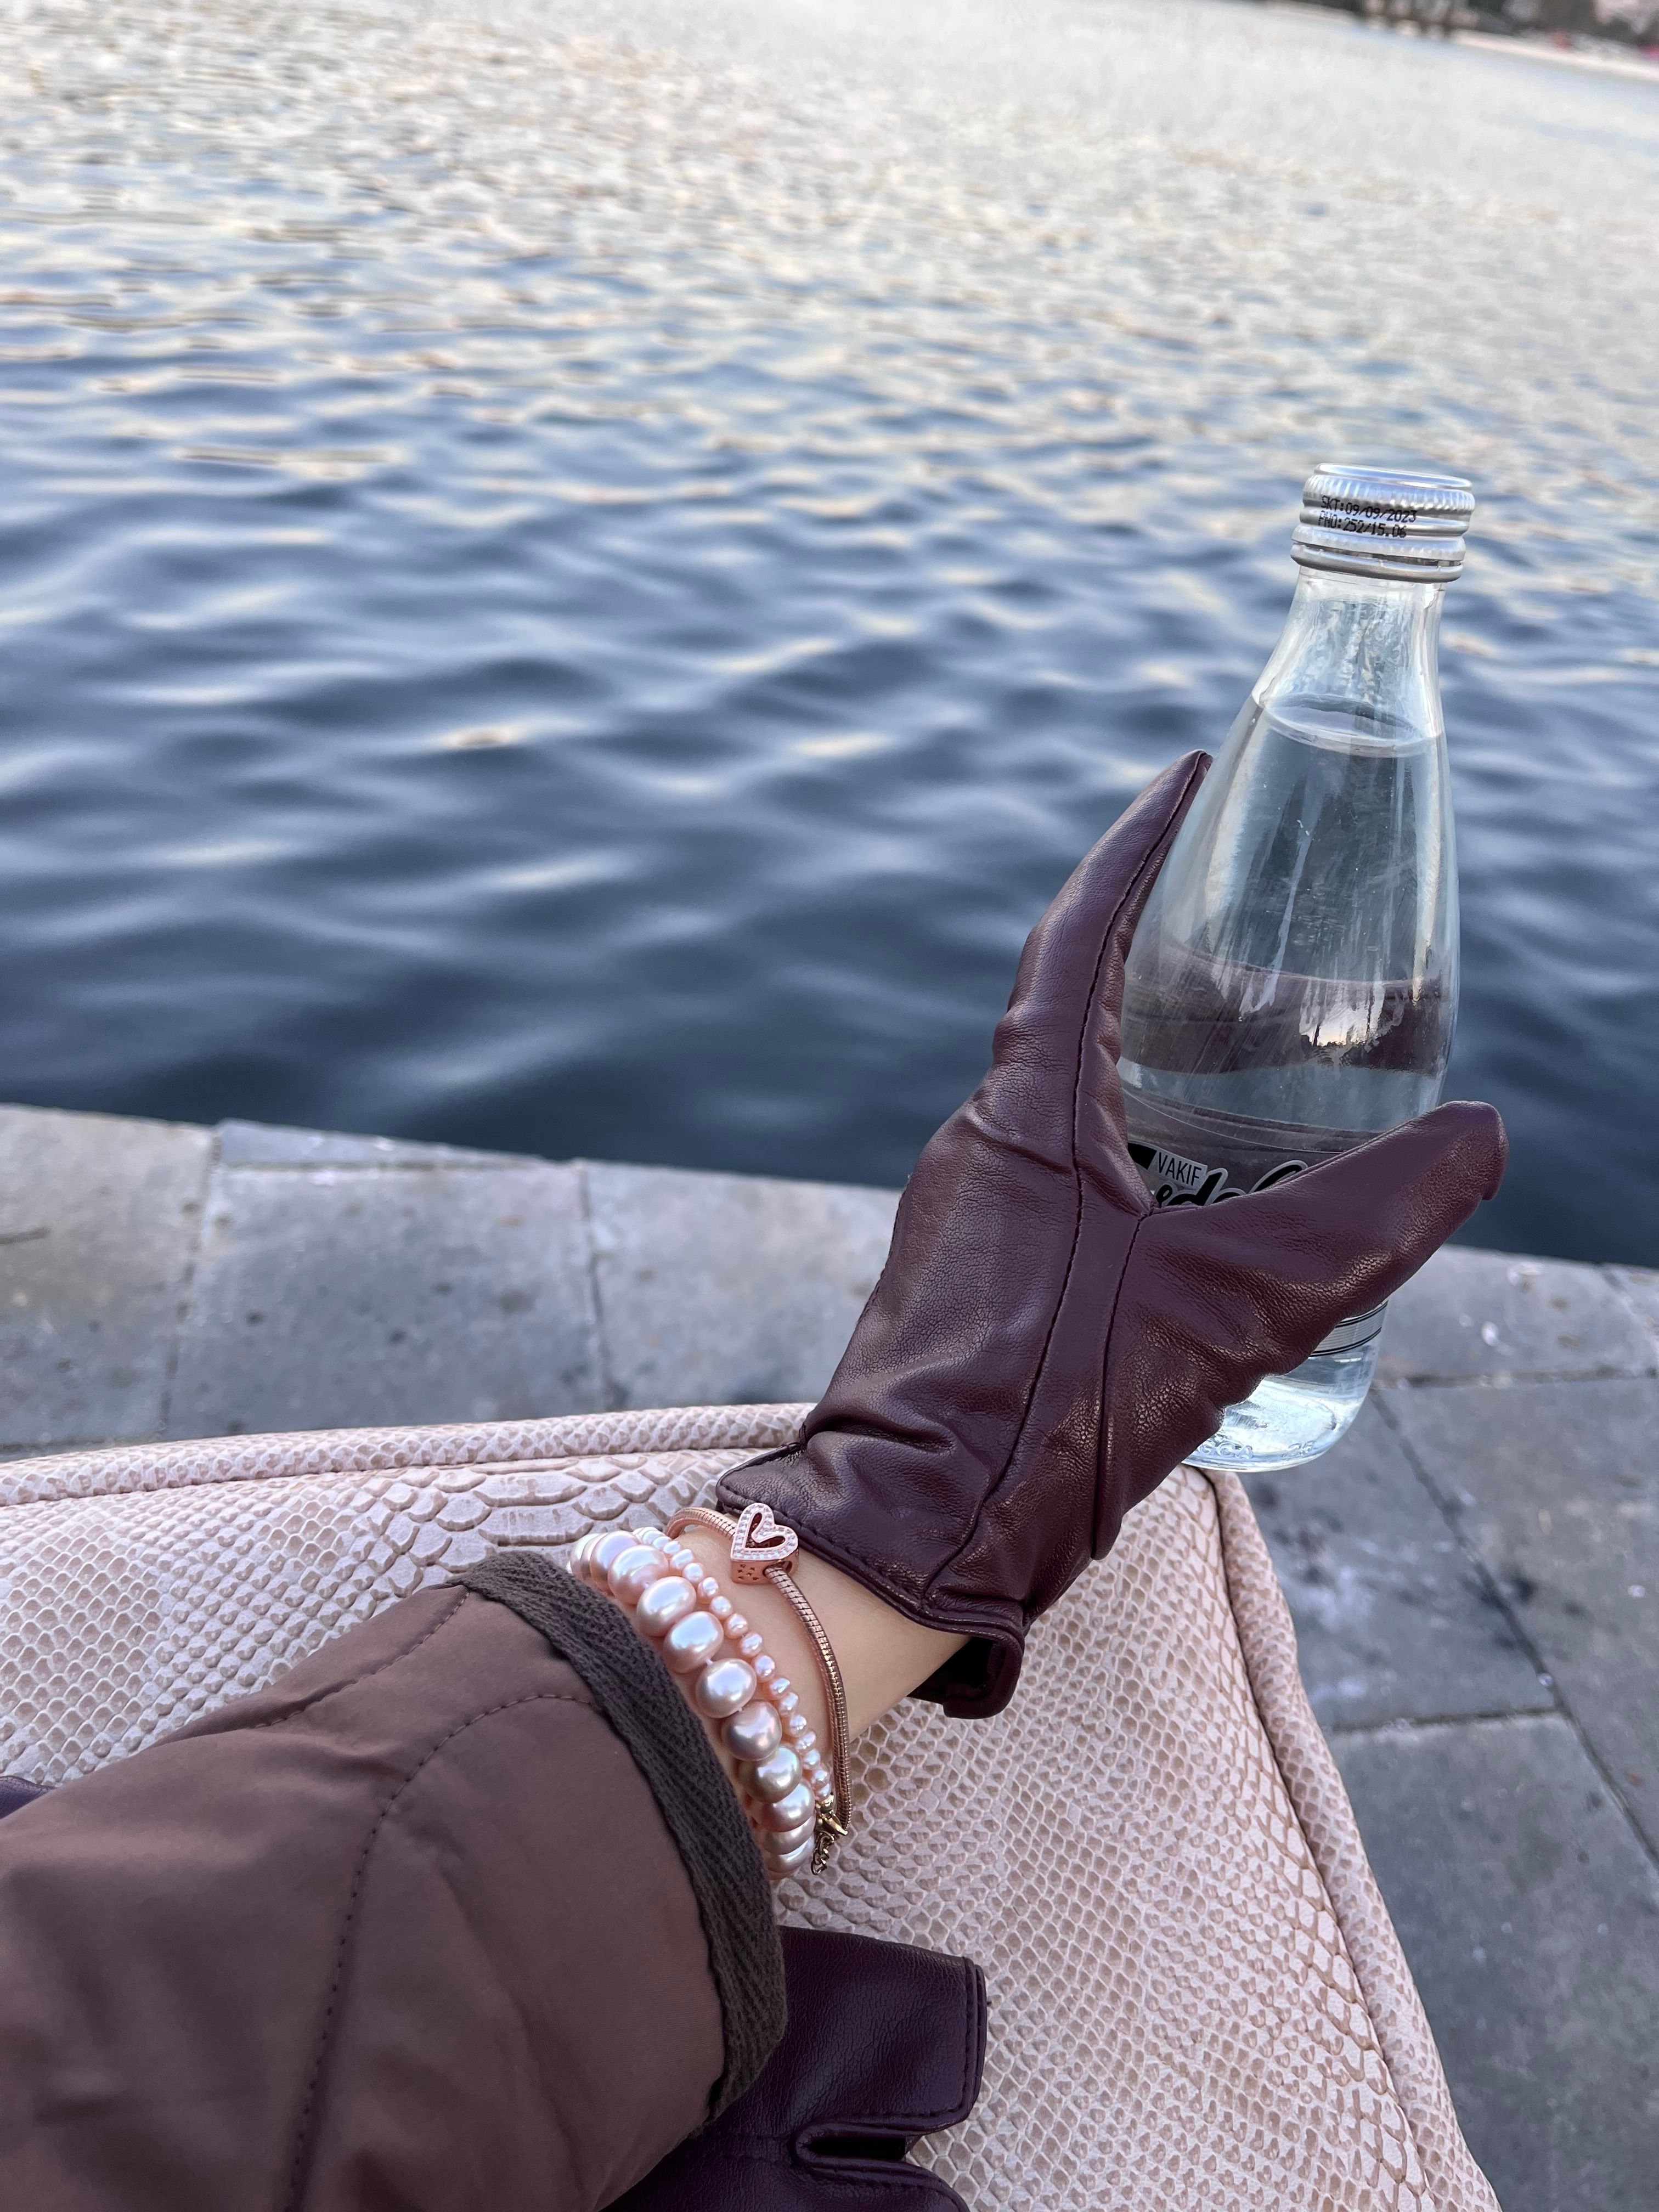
[
  {"left": 1263, "top": 4, "right": 1659, "bottom": 86},
  {"left": 1454, "top": 28, "right": 1659, "bottom": 81}
]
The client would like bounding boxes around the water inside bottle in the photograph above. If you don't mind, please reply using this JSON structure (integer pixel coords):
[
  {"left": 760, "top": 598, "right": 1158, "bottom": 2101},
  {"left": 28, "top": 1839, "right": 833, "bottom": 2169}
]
[
  {"left": 1119, "top": 696, "right": 1457, "bottom": 1470},
  {"left": 1187, "top": 1342, "right": 1378, "bottom": 1471},
  {"left": 1121, "top": 701, "right": 1454, "bottom": 1113},
  {"left": 1184, "top": 1307, "right": 1387, "bottom": 1473}
]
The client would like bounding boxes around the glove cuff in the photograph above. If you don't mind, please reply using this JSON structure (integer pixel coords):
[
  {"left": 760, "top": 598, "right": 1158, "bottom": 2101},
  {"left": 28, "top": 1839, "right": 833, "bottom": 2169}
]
[
  {"left": 715, "top": 1453, "right": 1030, "bottom": 1719},
  {"left": 613, "top": 1927, "right": 988, "bottom": 2211},
  {"left": 911, "top": 1633, "right": 1023, "bottom": 1719}
]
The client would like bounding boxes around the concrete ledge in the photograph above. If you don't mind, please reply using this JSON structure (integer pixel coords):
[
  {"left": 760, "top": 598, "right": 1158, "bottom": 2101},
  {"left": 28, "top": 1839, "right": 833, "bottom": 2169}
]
[
  {"left": 1381, "top": 1246, "right": 1657, "bottom": 1385},
  {"left": 1334, "top": 1714, "right": 1659, "bottom": 2212},
  {"left": 3, "top": 1101, "right": 1657, "bottom": 2205},
  {"left": 1242, "top": 1401, "right": 1553, "bottom": 1735},
  {"left": 584, "top": 1159, "right": 895, "bottom": 1410},
  {"left": 7, "top": 1102, "right": 1651, "bottom": 1456},
  {"left": 0, "top": 1105, "right": 898, "bottom": 1449},
  {"left": 168, "top": 1152, "right": 605, "bottom": 1436},
  {"left": 1, "top": 1109, "right": 211, "bottom": 1451}
]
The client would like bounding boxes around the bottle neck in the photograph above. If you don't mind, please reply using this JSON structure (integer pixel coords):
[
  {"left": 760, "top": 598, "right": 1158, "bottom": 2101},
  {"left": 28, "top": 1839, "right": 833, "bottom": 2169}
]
[{"left": 1256, "top": 569, "right": 1446, "bottom": 748}]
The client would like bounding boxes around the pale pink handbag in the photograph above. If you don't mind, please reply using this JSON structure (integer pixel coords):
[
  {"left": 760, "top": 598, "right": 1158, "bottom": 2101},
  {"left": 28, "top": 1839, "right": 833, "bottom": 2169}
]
[{"left": 0, "top": 1405, "right": 1499, "bottom": 2212}]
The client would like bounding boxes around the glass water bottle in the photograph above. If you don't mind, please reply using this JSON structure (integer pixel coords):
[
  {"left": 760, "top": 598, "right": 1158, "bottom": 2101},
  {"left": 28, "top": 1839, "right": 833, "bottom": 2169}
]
[{"left": 1119, "top": 462, "right": 1472, "bottom": 1472}]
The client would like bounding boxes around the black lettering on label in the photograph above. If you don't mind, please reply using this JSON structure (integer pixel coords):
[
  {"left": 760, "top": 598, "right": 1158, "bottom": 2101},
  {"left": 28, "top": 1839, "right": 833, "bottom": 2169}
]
[
  {"left": 1316, "top": 496, "right": 1417, "bottom": 541},
  {"left": 1251, "top": 1159, "right": 1308, "bottom": 1194},
  {"left": 1130, "top": 1141, "right": 1309, "bottom": 1210}
]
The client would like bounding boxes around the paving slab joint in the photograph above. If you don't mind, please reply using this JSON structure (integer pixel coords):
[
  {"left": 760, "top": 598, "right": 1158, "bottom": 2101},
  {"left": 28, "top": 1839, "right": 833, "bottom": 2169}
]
[
  {"left": 1329, "top": 1709, "right": 1576, "bottom": 1743},
  {"left": 154, "top": 1121, "right": 222, "bottom": 1442},
  {"left": 1601, "top": 1262, "right": 1659, "bottom": 1366},
  {"left": 572, "top": 1161, "right": 622, "bottom": 1412},
  {"left": 1380, "top": 1362, "right": 1656, "bottom": 1391},
  {"left": 1372, "top": 1389, "right": 1659, "bottom": 1880}
]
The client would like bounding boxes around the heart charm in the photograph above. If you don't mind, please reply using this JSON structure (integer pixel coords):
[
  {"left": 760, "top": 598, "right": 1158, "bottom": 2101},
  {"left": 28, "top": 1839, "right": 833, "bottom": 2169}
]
[{"left": 730, "top": 1502, "right": 800, "bottom": 1584}]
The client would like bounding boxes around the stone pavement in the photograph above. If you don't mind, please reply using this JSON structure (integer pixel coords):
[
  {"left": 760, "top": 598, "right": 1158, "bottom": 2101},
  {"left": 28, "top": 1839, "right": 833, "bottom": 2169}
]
[{"left": 3, "top": 1102, "right": 1656, "bottom": 2209}]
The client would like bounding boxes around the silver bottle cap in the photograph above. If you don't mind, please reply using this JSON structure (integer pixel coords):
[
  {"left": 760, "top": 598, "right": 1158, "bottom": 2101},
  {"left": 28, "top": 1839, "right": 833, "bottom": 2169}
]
[{"left": 1291, "top": 462, "right": 1474, "bottom": 585}]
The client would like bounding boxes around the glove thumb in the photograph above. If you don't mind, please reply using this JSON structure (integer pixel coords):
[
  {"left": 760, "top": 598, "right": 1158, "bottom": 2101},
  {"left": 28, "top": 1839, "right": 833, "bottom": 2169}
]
[{"left": 1103, "top": 1101, "right": 1507, "bottom": 1516}]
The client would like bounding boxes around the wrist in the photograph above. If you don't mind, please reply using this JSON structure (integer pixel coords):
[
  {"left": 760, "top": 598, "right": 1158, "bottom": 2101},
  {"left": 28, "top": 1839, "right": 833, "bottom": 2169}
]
[
  {"left": 573, "top": 1513, "right": 966, "bottom": 1883},
  {"left": 789, "top": 1548, "right": 967, "bottom": 1737},
  {"left": 670, "top": 1524, "right": 834, "bottom": 1781},
  {"left": 674, "top": 1522, "right": 966, "bottom": 1741},
  {"left": 574, "top": 1520, "right": 840, "bottom": 1883}
]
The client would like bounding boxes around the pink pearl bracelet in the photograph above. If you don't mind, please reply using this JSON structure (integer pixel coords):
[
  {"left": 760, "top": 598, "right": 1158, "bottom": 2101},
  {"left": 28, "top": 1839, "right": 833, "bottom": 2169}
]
[{"left": 569, "top": 1523, "right": 844, "bottom": 1884}]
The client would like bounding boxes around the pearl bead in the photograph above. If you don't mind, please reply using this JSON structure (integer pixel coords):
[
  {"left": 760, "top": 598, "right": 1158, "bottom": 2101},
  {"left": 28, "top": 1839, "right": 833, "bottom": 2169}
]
[
  {"left": 746, "top": 1745, "right": 802, "bottom": 1801},
  {"left": 798, "top": 1730, "right": 816, "bottom": 1751},
  {"left": 723, "top": 1613, "right": 747, "bottom": 1639},
  {"left": 800, "top": 1747, "right": 822, "bottom": 1772},
  {"left": 608, "top": 1546, "right": 669, "bottom": 1604},
  {"left": 786, "top": 1713, "right": 809, "bottom": 1739},
  {"left": 693, "top": 1657, "right": 759, "bottom": 1719},
  {"left": 698, "top": 1578, "right": 720, "bottom": 1602},
  {"left": 752, "top": 1655, "right": 775, "bottom": 1682},
  {"left": 722, "top": 1700, "right": 783, "bottom": 1764},
  {"left": 632, "top": 1526, "right": 664, "bottom": 1547},
  {"left": 669, "top": 1548, "right": 697, "bottom": 1572},
  {"left": 662, "top": 1611, "right": 725, "bottom": 1674},
  {"left": 710, "top": 1595, "right": 732, "bottom": 1620},
  {"left": 776, "top": 1691, "right": 799, "bottom": 1717},
  {"left": 634, "top": 1575, "right": 699, "bottom": 1638},
  {"left": 767, "top": 1678, "right": 791, "bottom": 1703},
  {"left": 591, "top": 1530, "right": 636, "bottom": 1579},
  {"left": 737, "top": 1632, "right": 764, "bottom": 1660},
  {"left": 770, "top": 1838, "right": 815, "bottom": 1881},
  {"left": 763, "top": 1815, "right": 815, "bottom": 1857},
  {"left": 759, "top": 1780, "right": 815, "bottom": 1832}
]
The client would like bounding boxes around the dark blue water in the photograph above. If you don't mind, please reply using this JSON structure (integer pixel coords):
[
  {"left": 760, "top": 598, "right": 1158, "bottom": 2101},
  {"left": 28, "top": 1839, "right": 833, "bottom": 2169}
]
[{"left": 2, "top": 0, "right": 1656, "bottom": 1265}]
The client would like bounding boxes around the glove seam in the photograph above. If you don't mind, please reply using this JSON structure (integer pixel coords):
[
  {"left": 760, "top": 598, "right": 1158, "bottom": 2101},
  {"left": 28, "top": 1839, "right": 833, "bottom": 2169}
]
[
  {"left": 917, "top": 761, "right": 1199, "bottom": 1613},
  {"left": 282, "top": 1686, "right": 600, "bottom": 2212}
]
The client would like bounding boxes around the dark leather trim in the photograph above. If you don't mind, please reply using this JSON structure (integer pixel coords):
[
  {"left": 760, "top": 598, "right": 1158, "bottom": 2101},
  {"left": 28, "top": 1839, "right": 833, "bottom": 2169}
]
[{"left": 614, "top": 1926, "right": 988, "bottom": 2210}]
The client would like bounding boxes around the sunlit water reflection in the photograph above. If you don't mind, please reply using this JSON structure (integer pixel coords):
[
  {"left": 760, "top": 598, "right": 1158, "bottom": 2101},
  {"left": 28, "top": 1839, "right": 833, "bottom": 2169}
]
[{"left": 1, "top": 0, "right": 1656, "bottom": 1263}]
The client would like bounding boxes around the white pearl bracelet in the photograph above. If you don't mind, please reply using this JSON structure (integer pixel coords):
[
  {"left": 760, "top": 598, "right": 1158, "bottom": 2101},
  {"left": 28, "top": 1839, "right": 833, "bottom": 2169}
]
[{"left": 569, "top": 1523, "right": 840, "bottom": 1885}]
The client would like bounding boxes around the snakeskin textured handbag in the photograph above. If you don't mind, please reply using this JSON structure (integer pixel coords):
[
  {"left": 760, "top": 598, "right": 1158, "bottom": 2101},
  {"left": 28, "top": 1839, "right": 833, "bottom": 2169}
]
[{"left": 0, "top": 1404, "right": 1498, "bottom": 2211}]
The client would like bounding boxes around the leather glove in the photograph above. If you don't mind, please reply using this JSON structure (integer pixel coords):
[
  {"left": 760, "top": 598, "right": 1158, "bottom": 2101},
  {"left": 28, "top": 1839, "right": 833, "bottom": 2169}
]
[
  {"left": 612, "top": 1927, "right": 986, "bottom": 2211},
  {"left": 719, "top": 751, "right": 1506, "bottom": 1717}
]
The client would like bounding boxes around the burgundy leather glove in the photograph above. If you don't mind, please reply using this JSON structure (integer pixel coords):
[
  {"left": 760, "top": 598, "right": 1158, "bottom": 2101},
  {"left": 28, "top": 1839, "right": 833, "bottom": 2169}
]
[
  {"left": 613, "top": 1928, "right": 986, "bottom": 2212},
  {"left": 719, "top": 751, "right": 1506, "bottom": 1717}
]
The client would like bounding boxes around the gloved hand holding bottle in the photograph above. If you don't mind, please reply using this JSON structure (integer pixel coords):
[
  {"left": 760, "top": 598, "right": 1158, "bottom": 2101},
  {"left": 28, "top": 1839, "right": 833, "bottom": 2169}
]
[
  {"left": 1120, "top": 463, "right": 1476, "bottom": 1470},
  {"left": 723, "top": 689, "right": 1505, "bottom": 1717}
]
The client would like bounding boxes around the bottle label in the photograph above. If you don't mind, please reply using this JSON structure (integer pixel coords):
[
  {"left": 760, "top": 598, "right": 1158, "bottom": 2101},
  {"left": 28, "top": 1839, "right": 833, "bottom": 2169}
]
[
  {"left": 1124, "top": 1093, "right": 1389, "bottom": 1351},
  {"left": 1122, "top": 1092, "right": 1366, "bottom": 1210}
]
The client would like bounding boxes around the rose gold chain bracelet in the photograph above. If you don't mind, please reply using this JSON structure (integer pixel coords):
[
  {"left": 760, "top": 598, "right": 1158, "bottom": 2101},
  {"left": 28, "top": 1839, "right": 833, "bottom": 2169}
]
[
  {"left": 569, "top": 1505, "right": 850, "bottom": 1880},
  {"left": 667, "top": 1502, "right": 853, "bottom": 1843}
]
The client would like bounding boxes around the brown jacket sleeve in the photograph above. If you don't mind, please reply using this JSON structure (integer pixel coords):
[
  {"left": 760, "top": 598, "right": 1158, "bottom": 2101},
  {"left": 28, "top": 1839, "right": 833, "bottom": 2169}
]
[{"left": 0, "top": 1562, "right": 785, "bottom": 2211}]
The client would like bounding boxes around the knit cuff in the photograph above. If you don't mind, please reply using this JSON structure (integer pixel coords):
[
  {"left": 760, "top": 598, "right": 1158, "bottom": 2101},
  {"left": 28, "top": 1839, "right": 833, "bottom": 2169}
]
[{"left": 456, "top": 1550, "right": 786, "bottom": 2118}]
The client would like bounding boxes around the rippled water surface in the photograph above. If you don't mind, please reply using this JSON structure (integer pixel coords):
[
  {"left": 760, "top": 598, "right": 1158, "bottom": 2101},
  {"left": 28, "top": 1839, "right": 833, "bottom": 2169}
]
[{"left": 2, "top": 0, "right": 1656, "bottom": 1263}]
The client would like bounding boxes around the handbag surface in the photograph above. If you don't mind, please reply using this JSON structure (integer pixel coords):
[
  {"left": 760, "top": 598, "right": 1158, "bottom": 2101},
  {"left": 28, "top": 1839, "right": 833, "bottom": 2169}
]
[{"left": 0, "top": 1405, "right": 1499, "bottom": 2211}]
